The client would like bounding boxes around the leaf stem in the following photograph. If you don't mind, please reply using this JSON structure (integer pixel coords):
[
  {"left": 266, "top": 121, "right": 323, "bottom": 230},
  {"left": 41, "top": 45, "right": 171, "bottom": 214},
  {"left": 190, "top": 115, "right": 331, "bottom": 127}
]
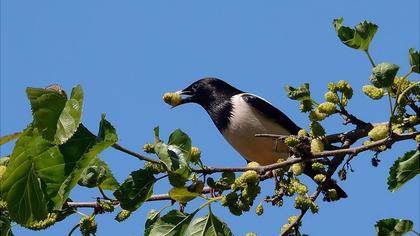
[
  {"left": 67, "top": 223, "right": 80, "bottom": 236},
  {"left": 365, "top": 50, "right": 376, "bottom": 67}
]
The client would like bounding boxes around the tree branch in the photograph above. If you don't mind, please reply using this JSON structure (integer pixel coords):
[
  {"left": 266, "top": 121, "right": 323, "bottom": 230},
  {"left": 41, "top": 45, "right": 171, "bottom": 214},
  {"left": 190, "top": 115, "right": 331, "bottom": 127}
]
[{"left": 112, "top": 143, "right": 160, "bottom": 163}]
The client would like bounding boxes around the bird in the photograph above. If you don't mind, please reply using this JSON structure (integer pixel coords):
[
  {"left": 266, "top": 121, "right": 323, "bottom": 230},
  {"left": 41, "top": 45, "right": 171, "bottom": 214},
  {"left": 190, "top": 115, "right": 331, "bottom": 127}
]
[{"left": 171, "top": 77, "right": 347, "bottom": 200}]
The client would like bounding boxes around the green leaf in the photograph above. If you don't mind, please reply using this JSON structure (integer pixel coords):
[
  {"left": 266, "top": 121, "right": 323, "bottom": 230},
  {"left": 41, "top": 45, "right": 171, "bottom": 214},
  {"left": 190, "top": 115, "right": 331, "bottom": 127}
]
[
  {"left": 369, "top": 63, "right": 400, "bottom": 88},
  {"left": 113, "top": 169, "right": 156, "bottom": 211},
  {"left": 53, "top": 85, "right": 84, "bottom": 144},
  {"left": 284, "top": 83, "right": 310, "bottom": 101},
  {"left": 185, "top": 211, "right": 234, "bottom": 236},
  {"left": 375, "top": 218, "right": 413, "bottom": 236},
  {"left": 154, "top": 129, "right": 192, "bottom": 187},
  {"left": 27, "top": 85, "right": 84, "bottom": 144},
  {"left": 0, "top": 116, "right": 118, "bottom": 225},
  {"left": 148, "top": 210, "right": 196, "bottom": 236},
  {"left": 168, "top": 187, "right": 200, "bottom": 204},
  {"left": 78, "top": 157, "right": 119, "bottom": 191},
  {"left": 0, "top": 132, "right": 21, "bottom": 146},
  {"left": 333, "top": 17, "right": 378, "bottom": 51},
  {"left": 387, "top": 150, "right": 420, "bottom": 192},
  {"left": 0, "top": 127, "right": 55, "bottom": 225},
  {"left": 144, "top": 209, "right": 161, "bottom": 236},
  {"left": 409, "top": 48, "right": 419, "bottom": 73}
]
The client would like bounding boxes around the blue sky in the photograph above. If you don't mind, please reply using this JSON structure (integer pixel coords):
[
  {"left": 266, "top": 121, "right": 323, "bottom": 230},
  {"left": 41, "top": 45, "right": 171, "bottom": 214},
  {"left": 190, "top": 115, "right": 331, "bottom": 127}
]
[{"left": 1, "top": 1, "right": 419, "bottom": 235}]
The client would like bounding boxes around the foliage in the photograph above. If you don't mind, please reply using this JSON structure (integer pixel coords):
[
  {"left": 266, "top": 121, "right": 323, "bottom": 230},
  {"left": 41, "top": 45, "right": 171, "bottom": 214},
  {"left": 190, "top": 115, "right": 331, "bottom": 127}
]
[{"left": 0, "top": 18, "right": 419, "bottom": 236}]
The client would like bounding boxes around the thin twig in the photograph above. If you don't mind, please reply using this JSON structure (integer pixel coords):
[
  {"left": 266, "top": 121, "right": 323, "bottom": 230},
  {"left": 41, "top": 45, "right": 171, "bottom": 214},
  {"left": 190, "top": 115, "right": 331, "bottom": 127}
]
[{"left": 112, "top": 143, "right": 160, "bottom": 163}]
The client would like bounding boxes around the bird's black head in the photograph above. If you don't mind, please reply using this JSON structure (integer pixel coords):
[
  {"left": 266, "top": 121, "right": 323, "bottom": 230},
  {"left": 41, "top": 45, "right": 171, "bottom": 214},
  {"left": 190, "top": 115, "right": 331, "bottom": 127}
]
[{"left": 176, "top": 78, "right": 243, "bottom": 108}]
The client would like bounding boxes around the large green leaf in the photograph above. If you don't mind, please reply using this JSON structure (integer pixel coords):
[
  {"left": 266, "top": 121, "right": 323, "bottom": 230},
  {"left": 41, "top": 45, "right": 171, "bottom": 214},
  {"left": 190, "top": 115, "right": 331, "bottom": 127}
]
[
  {"left": 147, "top": 210, "right": 196, "bottom": 236},
  {"left": 26, "top": 85, "right": 83, "bottom": 144},
  {"left": 0, "top": 127, "right": 54, "bottom": 225},
  {"left": 375, "top": 218, "right": 413, "bottom": 236},
  {"left": 387, "top": 150, "right": 420, "bottom": 192},
  {"left": 333, "top": 17, "right": 378, "bottom": 51},
  {"left": 113, "top": 169, "right": 156, "bottom": 211},
  {"left": 185, "top": 211, "right": 234, "bottom": 236},
  {"left": 409, "top": 48, "right": 419, "bottom": 73},
  {"left": 78, "top": 157, "right": 119, "bottom": 191},
  {"left": 0, "top": 117, "right": 118, "bottom": 225}
]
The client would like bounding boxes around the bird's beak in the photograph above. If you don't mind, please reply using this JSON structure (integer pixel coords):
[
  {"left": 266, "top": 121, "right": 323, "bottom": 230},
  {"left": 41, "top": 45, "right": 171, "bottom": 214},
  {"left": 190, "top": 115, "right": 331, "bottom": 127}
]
[{"left": 171, "top": 89, "right": 194, "bottom": 108}]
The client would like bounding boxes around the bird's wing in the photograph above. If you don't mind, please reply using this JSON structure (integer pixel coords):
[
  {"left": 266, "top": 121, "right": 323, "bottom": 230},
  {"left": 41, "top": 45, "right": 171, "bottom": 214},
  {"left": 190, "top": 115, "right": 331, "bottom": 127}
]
[{"left": 241, "top": 93, "right": 301, "bottom": 134}]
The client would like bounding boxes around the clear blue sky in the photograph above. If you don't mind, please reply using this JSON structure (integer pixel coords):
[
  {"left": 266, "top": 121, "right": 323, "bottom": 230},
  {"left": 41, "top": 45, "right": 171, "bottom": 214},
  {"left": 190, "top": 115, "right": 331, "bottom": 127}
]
[{"left": 1, "top": 1, "right": 419, "bottom": 235}]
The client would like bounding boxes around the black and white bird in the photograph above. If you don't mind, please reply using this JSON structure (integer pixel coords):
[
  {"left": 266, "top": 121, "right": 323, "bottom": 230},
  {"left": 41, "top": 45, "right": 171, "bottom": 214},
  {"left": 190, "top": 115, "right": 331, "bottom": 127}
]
[{"left": 172, "top": 77, "right": 347, "bottom": 200}]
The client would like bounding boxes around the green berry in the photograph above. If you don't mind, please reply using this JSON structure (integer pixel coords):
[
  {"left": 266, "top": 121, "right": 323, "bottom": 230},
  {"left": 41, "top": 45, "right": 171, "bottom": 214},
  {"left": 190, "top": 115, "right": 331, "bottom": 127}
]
[
  {"left": 291, "top": 163, "right": 304, "bottom": 176},
  {"left": 247, "top": 161, "right": 260, "bottom": 168},
  {"left": 310, "top": 122, "right": 325, "bottom": 138},
  {"left": 408, "top": 115, "right": 419, "bottom": 125},
  {"left": 317, "top": 102, "right": 336, "bottom": 115},
  {"left": 163, "top": 92, "right": 182, "bottom": 106},
  {"left": 284, "top": 136, "right": 299, "bottom": 147},
  {"left": 79, "top": 216, "right": 97, "bottom": 236},
  {"left": 362, "top": 85, "right": 384, "bottom": 100},
  {"left": 99, "top": 201, "right": 114, "bottom": 212},
  {"left": 311, "top": 139, "right": 325, "bottom": 153},
  {"left": 221, "top": 192, "right": 238, "bottom": 206},
  {"left": 416, "top": 135, "right": 420, "bottom": 143},
  {"left": 310, "top": 201, "right": 319, "bottom": 214},
  {"left": 368, "top": 125, "right": 389, "bottom": 141},
  {"left": 309, "top": 109, "right": 327, "bottom": 121},
  {"left": 327, "top": 189, "right": 338, "bottom": 201},
  {"left": 115, "top": 210, "right": 131, "bottom": 222},
  {"left": 144, "top": 161, "right": 166, "bottom": 174},
  {"left": 297, "top": 129, "right": 308, "bottom": 137},
  {"left": 314, "top": 174, "right": 326, "bottom": 183},
  {"left": 190, "top": 147, "right": 201, "bottom": 163},
  {"left": 27, "top": 213, "right": 57, "bottom": 230},
  {"left": 337, "top": 80, "right": 348, "bottom": 92},
  {"left": 288, "top": 215, "right": 298, "bottom": 224},
  {"left": 241, "top": 170, "right": 259, "bottom": 184},
  {"left": 327, "top": 82, "right": 338, "bottom": 92},
  {"left": 246, "top": 233, "right": 257, "bottom": 236},
  {"left": 255, "top": 203, "right": 264, "bottom": 216},
  {"left": 143, "top": 143, "right": 155, "bottom": 153},
  {"left": 281, "top": 223, "right": 291, "bottom": 234},
  {"left": 324, "top": 91, "right": 339, "bottom": 103},
  {"left": 311, "top": 162, "right": 325, "bottom": 172}
]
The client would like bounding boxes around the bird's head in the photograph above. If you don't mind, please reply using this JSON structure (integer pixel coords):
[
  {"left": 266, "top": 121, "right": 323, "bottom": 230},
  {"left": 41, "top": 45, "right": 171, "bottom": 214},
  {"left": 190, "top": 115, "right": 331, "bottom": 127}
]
[{"left": 172, "top": 78, "right": 242, "bottom": 108}]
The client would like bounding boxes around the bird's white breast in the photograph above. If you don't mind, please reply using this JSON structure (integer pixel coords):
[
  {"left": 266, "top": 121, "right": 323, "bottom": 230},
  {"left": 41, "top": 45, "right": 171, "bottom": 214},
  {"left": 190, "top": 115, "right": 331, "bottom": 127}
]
[{"left": 221, "top": 94, "right": 291, "bottom": 165}]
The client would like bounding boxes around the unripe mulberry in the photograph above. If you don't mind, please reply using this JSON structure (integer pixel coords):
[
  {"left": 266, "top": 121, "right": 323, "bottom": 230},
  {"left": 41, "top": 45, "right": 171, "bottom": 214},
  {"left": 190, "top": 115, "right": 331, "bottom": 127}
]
[
  {"left": 255, "top": 203, "right": 264, "bottom": 216},
  {"left": 79, "top": 216, "right": 97, "bottom": 236},
  {"left": 314, "top": 174, "right": 326, "bottom": 183},
  {"left": 368, "top": 125, "right": 389, "bottom": 141},
  {"left": 311, "top": 139, "right": 324, "bottom": 153},
  {"left": 297, "top": 129, "right": 308, "bottom": 137},
  {"left": 317, "top": 102, "right": 336, "bottom": 115},
  {"left": 163, "top": 92, "right": 182, "bottom": 106},
  {"left": 291, "top": 163, "right": 304, "bottom": 176},
  {"left": 285, "top": 136, "right": 299, "bottom": 147},
  {"left": 324, "top": 91, "right": 339, "bottom": 103},
  {"left": 190, "top": 147, "right": 201, "bottom": 163},
  {"left": 115, "top": 210, "right": 131, "bottom": 222},
  {"left": 362, "top": 85, "right": 384, "bottom": 100}
]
